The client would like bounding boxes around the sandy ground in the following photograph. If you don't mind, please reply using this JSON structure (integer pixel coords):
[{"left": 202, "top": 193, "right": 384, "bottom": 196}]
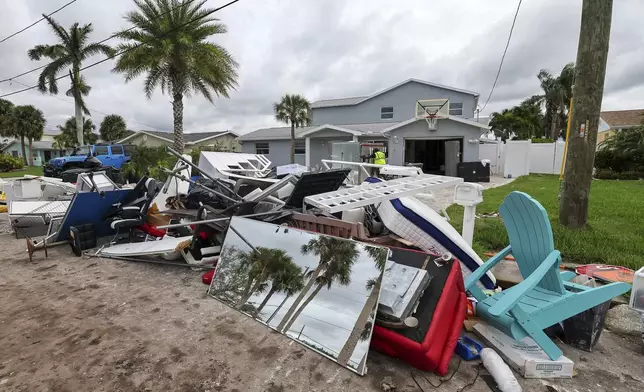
[{"left": 1, "top": 232, "right": 643, "bottom": 392}]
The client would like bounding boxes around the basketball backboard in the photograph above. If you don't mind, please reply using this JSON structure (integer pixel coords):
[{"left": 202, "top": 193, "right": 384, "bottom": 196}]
[
  {"left": 415, "top": 99, "right": 450, "bottom": 119},
  {"left": 415, "top": 99, "right": 450, "bottom": 130}
]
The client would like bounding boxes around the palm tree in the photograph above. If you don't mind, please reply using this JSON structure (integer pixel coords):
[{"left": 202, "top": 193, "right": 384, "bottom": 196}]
[
  {"left": 236, "top": 247, "right": 294, "bottom": 308},
  {"left": 0, "top": 99, "right": 14, "bottom": 137},
  {"left": 336, "top": 245, "right": 387, "bottom": 366},
  {"left": 53, "top": 117, "right": 98, "bottom": 149},
  {"left": 113, "top": 0, "right": 239, "bottom": 153},
  {"left": 12, "top": 106, "right": 46, "bottom": 166},
  {"left": 274, "top": 94, "right": 312, "bottom": 164},
  {"left": 28, "top": 15, "right": 113, "bottom": 146},
  {"left": 255, "top": 260, "right": 304, "bottom": 317},
  {"left": 99, "top": 114, "right": 130, "bottom": 142},
  {"left": 277, "top": 237, "right": 359, "bottom": 333},
  {"left": 537, "top": 63, "right": 575, "bottom": 139}
]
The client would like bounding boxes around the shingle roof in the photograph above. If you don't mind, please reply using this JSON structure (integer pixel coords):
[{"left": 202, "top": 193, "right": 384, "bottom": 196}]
[
  {"left": 600, "top": 109, "right": 644, "bottom": 129},
  {"left": 310, "top": 97, "right": 367, "bottom": 108},
  {"left": 120, "top": 130, "right": 230, "bottom": 144},
  {"left": 310, "top": 78, "right": 479, "bottom": 109},
  {"left": 237, "top": 122, "right": 398, "bottom": 141}
]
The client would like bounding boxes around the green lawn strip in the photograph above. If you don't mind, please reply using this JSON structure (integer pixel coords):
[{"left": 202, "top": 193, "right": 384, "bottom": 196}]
[
  {"left": 446, "top": 174, "right": 644, "bottom": 270},
  {"left": 0, "top": 166, "right": 44, "bottom": 178}
]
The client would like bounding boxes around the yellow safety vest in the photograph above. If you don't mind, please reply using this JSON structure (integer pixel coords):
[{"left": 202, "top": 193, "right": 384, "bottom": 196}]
[{"left": 374, "top": 151, "right": 386, "bottom": 165}]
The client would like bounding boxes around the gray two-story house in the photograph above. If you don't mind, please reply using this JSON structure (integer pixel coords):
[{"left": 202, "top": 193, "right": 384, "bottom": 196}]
[{"left": 237, "top": 78, "right": 489, "bottom": 175}]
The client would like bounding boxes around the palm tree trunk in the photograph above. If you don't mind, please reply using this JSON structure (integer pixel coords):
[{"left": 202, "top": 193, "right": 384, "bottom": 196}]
[
  {"left": 28, "top": 138, "right": 34, "bottom": 166},
  {"left": 290, "top": 122, "right": 295, "bottom": 164},
  {"left": 282, "top": 283, "right": 324, "bottom": 333},
  {"left": 276, "top": 264, "right": 324, "bottom": 332},
  {"left": 255, "top": 286, "right": 277, "bottom": 317},
  {"left": 19, "top": 135, "right": 27, "bottom": 165},
  {"left": 172, "top": 90, "right": 185, "bottom": 153},
  {"left": 336, "top": 278, "right": 381, "bottom": 366},
  {"left": 73, "top": 65, "right": 84, "bottom": 146},
  {"left": 550, "top": 117, "right": 558, "bottom": 140}
]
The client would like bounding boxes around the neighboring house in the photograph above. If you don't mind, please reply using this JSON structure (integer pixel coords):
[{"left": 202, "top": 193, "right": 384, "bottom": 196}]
[
  {"left": 1, "top": 129, "right": 72, "bottom": 166},
  {"left": 597, "top": 109, "right": 644, "bottom": 144},
  {"left": 238, "top": 78, "right": 489, "bottom": 174},
  {"left": 118, "top": 130, "right": 240, "bottom": 152}
]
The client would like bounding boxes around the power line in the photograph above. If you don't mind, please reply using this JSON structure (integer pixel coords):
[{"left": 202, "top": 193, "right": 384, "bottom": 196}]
[
  {"left": 6, "top": 78, "right": 163, "bottom": 130},
  {"left": 0, "top": 0, "right": 241, "bottom": 98},
  {"left": 0, "top": 0, "right": 201, "bottom": 84},
  {"left": 479, "top": 0, "right": 523, "bottom": 113},
  {"left": 0, "top": 0, "right": 79, "bottom": 45}
]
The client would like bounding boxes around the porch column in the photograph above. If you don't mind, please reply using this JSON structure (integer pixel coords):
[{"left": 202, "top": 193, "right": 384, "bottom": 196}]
[
  {"left": 352, "top": 135, "right": 358, "bottom": 142},
  {"left": 305, "top": 137, "right": 311, "bottom": 167}
]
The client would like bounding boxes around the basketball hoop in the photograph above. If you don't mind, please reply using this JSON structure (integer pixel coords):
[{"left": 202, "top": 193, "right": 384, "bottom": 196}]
[{"left": 424, "top": 114, "right": 438, "bottom": 131}]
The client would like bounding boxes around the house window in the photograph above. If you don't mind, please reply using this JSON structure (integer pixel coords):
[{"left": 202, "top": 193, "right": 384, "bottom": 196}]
[
  {"left": 11, "top": 151, "right": 18, "bottom": 158},
  {"left": 294, "top": 141, "right": 305, "bottom": 155},
  {"left": 255, "top": 142, "right": 269, "bottom": 155},
  {"left": 449, "top": 102, "right": 463, "bottom": 116},
  {"left": 381, "top": 106, "right": 394, "bottom": 119}
]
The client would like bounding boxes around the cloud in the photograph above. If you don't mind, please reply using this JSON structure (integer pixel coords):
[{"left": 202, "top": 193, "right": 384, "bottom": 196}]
[{"left": 1, "top": 0, "right": 643, "bottom": 135}]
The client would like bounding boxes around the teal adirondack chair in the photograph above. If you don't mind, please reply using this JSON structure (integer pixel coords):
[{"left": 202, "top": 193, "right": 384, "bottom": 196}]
[{"left": 465, "top": 191, "right": 631, "bottom": 360}]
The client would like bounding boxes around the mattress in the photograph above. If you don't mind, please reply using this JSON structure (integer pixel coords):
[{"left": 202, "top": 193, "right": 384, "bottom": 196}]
[{"left": 368, "top": 178, "right": 496, "bottom": 289}]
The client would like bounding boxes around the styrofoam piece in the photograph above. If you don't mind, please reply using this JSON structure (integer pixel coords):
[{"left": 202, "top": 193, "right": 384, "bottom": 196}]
[
  {"left": 474, "top": 323, "right": 574, "bottom": 379},
  {"left": 378, "top": 260, "right": 430, "bottom": 320},
  {"left": 97, "top": 236, "right": 193, "bottom": 257},
  {"left": 198, "top": 151, "right": 271, "bottom": 179},
  {"left": 153, "top": 155, "right": 192, "bottom": 211},
  {"left": 341, "top": 207, "right": 365, "bottom": 224},
  {"left": 480, "top": 348, "right": 523, "bottom": 392},
  {"left": 304, "top": 174, "right": 462, "bottom": 213},
  {"left": 276, "top": 163, "right": 308, "bottom": 177}
]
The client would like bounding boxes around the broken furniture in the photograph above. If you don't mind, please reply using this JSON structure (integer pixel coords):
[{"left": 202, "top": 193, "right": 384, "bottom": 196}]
[
  {"left": 208, "top": 216, "right": 388, "bottom": 376},
  {"left": 197, "top": 151, "right": 272, "bottom": 180},
  {"left": 465, "top": 191, "right": 631, "bottom": 360},
  {"left": 370, "top": 247, "right": 467, "bottom": 376},
  {"left": 151, "top": 154, "right": 192, "bottom": 212},
  {"left": 106, "top": 177, "right": 161, "bottom": 242},
  {"left": 286, "top": 212, "right": 366, "bottom": 239},
  {"left": 55, "top": 189, "right": 131, "bottom": 242},
  {"left": 366, "top": 177, "right": 496, "bottom": 289},
  {"left": 320, "top": 159, "right": 422, "bottom": 185}
]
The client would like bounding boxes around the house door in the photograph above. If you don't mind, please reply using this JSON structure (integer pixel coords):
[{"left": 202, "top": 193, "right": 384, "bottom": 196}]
[
  {"left": 44, "top": 150, "right": 52, "bottom": 162},
  {"left": 444, "top": 140, "right": 460, "bottom": 177}
]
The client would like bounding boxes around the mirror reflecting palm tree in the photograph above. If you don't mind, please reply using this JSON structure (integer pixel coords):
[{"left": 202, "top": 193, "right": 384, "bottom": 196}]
[
  {"left": 277, "top": 237, "right": 359, "bottom": 332},
  {"left": 254, "top": 258, "right": 305, "bottom": 317}
]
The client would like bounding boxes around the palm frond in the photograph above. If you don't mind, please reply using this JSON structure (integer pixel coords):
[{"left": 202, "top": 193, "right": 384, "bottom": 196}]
[{"left": 42, "top": 14, "right": 71, "bottom": 46}]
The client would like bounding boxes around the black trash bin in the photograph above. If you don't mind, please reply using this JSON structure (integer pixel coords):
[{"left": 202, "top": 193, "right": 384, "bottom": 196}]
[
  {"left": 457, "top": 161, "right": 490, "bottom": 182},
  {"left": 562, "top": 276, "right": 611, "bottom": 352}
]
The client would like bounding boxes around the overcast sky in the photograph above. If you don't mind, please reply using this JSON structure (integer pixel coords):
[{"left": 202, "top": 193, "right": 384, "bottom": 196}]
[{"left": 1, "top": 0, "right": 643, "bottom": 135}]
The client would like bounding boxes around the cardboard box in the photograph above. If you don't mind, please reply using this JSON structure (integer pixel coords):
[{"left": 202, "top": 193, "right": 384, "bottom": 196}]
[{"left": 474, "top": 322, "right": 574, "bottom": 379}]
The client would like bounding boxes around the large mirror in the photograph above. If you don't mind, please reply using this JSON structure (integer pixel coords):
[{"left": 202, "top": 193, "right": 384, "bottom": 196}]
[{"left": 208, "top": 217, "right": 388, "bottom": 375}]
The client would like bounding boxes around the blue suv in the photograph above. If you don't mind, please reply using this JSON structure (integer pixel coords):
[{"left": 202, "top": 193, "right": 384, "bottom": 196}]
[{"left": 44, "top": 144, "right": 134, "bottom": 177}]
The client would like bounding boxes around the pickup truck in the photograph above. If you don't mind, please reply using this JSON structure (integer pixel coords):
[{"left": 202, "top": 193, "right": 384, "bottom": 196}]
[{"left": 44, "top": 144, "right": 134, "bottom": 177}]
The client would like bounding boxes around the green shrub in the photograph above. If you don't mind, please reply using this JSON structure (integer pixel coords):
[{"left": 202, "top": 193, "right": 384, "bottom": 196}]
[
  {"left": 121, "top": 145, "right": 174, "bottom": 182},
  {"left": 531, "top": 137, "right": 555, "bottom": 143},
  {"left": 595, "top": 169, "right": 644, "bottom": 180},
  {"left": 189, "top": 142, "right": 228, "bottom": 165},
  {"left": 0, "top": 153, "right": 24, "bottom": 172}
]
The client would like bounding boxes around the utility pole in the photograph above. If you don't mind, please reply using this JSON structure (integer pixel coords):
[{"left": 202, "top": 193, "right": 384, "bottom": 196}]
[{"left": 559, "top": 0, "right": 612, "bottom": 228}]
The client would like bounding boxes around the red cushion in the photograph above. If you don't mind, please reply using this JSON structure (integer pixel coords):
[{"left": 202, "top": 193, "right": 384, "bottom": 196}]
[{"left": 370, "top": 260, "right": 466, "bottom": 376}]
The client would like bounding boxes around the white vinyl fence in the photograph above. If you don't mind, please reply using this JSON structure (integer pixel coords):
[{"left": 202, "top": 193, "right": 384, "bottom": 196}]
[{"left": 480, "top": 140, "right": 566, "bottom": 177}]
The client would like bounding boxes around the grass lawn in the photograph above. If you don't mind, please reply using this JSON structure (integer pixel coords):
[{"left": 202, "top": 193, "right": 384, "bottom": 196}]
[
  {"left": 446, "top": 174, "right": 644, "bottom": 270},
  {"left": 0, "top": 166, "right": 44, "bottom": 178}
]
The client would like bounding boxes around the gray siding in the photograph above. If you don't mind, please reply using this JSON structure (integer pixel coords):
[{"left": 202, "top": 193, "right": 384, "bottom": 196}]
[
  {"left": 240, "top": 140, "right": 304, "bottom": 167},
  {"left": 386, "top": 119, "right": 481, "bottom": 166},
  {"left": 312, "top": 81, "right": 477, "bottom": 125}
]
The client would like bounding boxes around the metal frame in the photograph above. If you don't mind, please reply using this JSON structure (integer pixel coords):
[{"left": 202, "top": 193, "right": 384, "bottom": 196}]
[
  {"left": 321, "top": 159, "right": 422, "bottom": 185},
  {"left": 303, "top": 174, "right": 463, "bottom": 214}
]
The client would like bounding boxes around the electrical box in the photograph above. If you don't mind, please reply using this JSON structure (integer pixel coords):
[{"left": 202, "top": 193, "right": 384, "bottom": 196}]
[
  {"left": 629, "top": 267, "right": 644, "bottom": 313},
  {"left": 454, "top": 183, "right": 484, "bottom": 206}
]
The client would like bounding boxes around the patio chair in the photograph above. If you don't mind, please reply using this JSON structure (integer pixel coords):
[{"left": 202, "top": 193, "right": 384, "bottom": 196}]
[{"left": 465, "top": 191, "right": 630, "bottom": 360}]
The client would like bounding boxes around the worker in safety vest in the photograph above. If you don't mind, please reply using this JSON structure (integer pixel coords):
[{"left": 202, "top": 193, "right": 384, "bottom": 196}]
[{"left": 370, "top": 148, "right": 387, "bottom": 165}]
